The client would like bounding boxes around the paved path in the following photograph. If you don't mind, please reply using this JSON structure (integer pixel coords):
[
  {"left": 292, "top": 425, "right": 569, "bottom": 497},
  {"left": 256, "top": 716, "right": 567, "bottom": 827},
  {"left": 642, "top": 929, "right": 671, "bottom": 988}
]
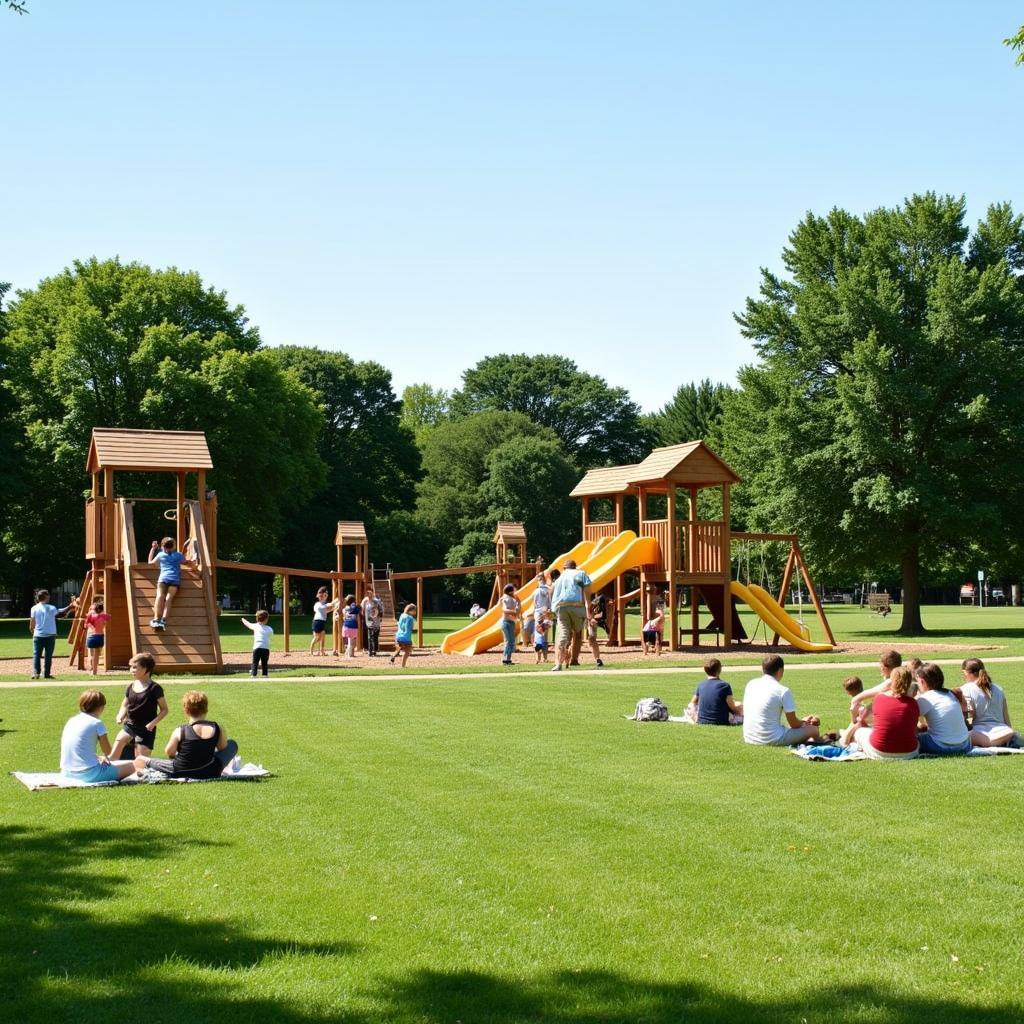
[{"left": 4, "top": 654, "right": 1024, "bottom": 688}]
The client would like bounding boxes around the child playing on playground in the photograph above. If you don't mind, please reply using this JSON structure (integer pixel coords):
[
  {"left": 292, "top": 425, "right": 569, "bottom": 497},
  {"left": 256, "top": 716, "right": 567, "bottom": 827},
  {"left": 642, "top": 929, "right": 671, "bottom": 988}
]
[
  {"left": 341, "top": 594, "right": 360, "bottom": 658},
  {"left": 521, "top": 610, "right": 536, "bottom": 650},
  {"left": 534, "top": 611, "right": 550, "bottom": 663},
  {"left": 61, "top": 689, "right": 139, "bottom": 783},
  {"left": 390, "top": 603, "right": 416, "bottom": 668},
  {"left": 134, "top": 689, "right": 239, "bottom": 779},
  {"left": 84, "top": 598, "right": 111, "bottom": 676},
  {"left": 310, "top": 586, "right": 340, "bottom": 656},
  {"left": 642, "top": 604, "right": 664, "bottom": 656},
  {"left": 29, "top": 588, "right": 78, "bottom": 680},
  {"left": 148, "top": 536, "right": 195, "bottom": 630},
  {"left": 110, "top": 653, "right": 168, "bottom": 760},
  {"left": 242, "top": 609, "right": 274, "bottom": 677}
]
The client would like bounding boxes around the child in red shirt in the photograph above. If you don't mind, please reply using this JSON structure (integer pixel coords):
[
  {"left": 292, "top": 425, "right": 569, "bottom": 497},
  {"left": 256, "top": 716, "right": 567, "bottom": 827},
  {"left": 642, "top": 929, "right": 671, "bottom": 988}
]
[{"left": 84, "top": 599, "right": 112, "bottom": 676}]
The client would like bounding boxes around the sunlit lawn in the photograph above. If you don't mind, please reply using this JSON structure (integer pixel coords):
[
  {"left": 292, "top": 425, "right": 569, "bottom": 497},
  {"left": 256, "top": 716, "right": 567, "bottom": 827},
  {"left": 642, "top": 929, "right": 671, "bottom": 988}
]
[{"left": 3, "top": 667, "right": 1024, "bottom": 1023}]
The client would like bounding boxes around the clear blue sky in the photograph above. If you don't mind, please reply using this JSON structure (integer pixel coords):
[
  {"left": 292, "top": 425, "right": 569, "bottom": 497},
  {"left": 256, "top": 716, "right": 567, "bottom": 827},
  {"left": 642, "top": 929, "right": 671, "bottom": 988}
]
[{"left": 2, "top": 1, "right": 1022, "bottom": 412}]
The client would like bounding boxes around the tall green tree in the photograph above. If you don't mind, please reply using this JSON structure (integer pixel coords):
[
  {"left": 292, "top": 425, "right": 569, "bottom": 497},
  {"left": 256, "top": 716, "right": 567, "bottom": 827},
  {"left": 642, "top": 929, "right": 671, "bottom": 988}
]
[
  {"left": 1, "top": 258, "right": 323, "bottom": 590},
  {"left": 731, "top": 194, "right": 1024, "bottom": 633},
  {"left": 451, "top": 354, "right": 650, "bottom": 467},
  {"left": 648, "top": 379, "right": 732, "bottom": 448},
  {"left": 268, "top": 346, "right": 421, "bottom": 570},
  {"left": 415, "top": 410, "right": 579, "bottom": 591},
  {"left": 400, "top": 383, "right": 450, "bottom": 435}
]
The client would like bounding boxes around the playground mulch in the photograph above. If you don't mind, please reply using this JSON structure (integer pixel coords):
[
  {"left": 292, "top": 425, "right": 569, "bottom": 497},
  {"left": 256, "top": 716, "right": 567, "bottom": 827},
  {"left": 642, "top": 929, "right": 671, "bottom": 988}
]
[{"left": 0, "top": 637, "right": 999, "bottom": 679}]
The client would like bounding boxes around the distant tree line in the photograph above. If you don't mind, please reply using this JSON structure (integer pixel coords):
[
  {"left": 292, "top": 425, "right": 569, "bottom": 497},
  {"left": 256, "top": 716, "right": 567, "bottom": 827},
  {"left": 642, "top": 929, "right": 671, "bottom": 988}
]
[{"left": 3, "top": 191, "right": 1023, "bottom": 631}]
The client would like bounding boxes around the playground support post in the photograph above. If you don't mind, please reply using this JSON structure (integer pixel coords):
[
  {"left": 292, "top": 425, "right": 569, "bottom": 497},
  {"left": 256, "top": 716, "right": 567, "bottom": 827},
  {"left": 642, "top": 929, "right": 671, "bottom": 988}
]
[
  {"left": 416, "top": 576, "right": 424, "bottom": 648},
  {"left": 282, "top": 573, "right": 290, "bottom": 654}
]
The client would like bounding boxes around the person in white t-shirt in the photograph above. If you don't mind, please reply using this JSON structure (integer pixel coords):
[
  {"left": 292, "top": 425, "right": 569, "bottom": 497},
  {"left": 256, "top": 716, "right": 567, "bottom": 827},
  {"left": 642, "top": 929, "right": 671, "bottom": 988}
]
[
  {"left": 242, "top": 609, "right": 274, "bottom": 677},
  {"left": 914, "top": 662, "right": 971, "bottom": 756},
  {"left": 60, "top": 689, "right": 138, "bottom": 783},
  {"left": 742, "top": 655, "right": 821, "bottom": 746},
  {"left": 309, "top": 586, "right": 340, "bottom": 657}
]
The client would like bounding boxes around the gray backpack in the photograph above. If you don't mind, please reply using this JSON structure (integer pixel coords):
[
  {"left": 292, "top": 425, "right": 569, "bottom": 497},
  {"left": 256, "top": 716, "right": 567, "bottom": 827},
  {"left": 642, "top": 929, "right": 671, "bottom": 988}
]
[{"left": 630, "top": 697, "right": 669, "bottom": 722}]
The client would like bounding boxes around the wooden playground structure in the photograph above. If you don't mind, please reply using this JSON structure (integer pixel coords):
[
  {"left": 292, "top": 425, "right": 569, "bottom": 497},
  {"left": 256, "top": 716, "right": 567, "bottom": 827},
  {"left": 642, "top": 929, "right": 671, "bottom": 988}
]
[
  {"left": 68, "top": 429, "right": 832, "bottom": 673},
  {"left": 569, "top": 440, "right": 834, "bottom": 652}
]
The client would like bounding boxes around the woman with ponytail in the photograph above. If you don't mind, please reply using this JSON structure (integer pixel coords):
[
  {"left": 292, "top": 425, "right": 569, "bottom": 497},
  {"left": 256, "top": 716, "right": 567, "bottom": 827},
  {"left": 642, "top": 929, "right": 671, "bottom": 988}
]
[{"left": 961, "top": 658, "right": 1019, "bottom": 748}]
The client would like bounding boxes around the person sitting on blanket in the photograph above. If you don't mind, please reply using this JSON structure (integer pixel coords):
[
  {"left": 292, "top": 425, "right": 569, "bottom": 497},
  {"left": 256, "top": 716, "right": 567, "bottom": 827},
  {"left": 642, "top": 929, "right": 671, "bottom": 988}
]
[
  {"left": 742, "top": 655, "right": 821, "bottom": 747},
  {"left": 134, "top": 690, "right": 238, "bottom": 779},
  {"left": 687, "top": 658, "right": 743, "bottom": 725},
  {"left": 849, "top": 649, "right": 904, "bottom": 718},
  {"left": 839, "top": 666, "right": 919, "bottom": 759},
  {"left": 961, "top": 658, "right": 1020, "bottom": 748},
  {"left": 913, "top": 662, "right": 972, "bottom": 757},
  {"left": 60, "top": 690, "right": 139, "bottom": 783}
]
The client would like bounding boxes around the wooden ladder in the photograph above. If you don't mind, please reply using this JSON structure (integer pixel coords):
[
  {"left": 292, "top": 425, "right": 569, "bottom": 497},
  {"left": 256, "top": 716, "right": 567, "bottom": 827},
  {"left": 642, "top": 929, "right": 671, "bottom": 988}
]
[
  {"left": 67, "top": 569, "right": 101, "bottom": 670},
  {"left": 121, "top": 499, "right": 224, "bottom": 673},
  {"left": 371, "top": 564, "right": 398, "bottom": 652}
]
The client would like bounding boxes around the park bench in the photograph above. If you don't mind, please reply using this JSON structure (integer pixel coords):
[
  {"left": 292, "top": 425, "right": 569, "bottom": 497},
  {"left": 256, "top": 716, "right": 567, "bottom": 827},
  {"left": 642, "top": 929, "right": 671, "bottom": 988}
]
[{"left": 867, "top": 593, "right": 891, "bottom": 616}]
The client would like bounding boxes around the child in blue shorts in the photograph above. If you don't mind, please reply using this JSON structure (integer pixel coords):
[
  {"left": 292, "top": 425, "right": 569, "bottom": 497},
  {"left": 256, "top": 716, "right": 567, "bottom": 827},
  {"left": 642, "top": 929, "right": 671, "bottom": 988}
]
[
  {"left": 60, "top": 690, "right": 138, "bottom": 783},
  {"left": 147, "top": 536, "right": 195, "bottom": 630}
]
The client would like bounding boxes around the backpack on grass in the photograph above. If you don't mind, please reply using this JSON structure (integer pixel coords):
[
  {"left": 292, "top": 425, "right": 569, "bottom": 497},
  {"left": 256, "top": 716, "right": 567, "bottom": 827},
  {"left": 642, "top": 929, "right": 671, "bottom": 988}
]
[{"left": 629, "top": 697, "right": 669, "bottom": 722}]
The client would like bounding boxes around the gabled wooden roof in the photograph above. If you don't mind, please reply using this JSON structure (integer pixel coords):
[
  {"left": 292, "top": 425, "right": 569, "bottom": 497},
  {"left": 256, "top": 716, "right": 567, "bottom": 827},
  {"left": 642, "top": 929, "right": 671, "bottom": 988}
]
[
  {"left": 86, "top": 428, "right": 213, "bottom": 473},
  {"left": 569, "top": 464, "right": 641, "bottom": 498},
  {"left": 628, "top": 441, "right": 740, "bottom": 487},
  {"left": 335, "top": 521, "right": 369, "bottom": 545},
  {"left": 493, "top": 521, "right": 527, "bottom": 545}
]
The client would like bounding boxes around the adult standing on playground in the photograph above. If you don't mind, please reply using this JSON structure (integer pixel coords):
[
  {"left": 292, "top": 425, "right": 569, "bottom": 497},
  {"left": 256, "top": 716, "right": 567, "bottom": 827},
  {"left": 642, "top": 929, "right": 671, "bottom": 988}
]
[
  {"left": 29, "top": 589, "right": 78, "bottom": 680},
  {"left": 500, "top": 584, "right": 521, "bottom": 665},
  {"left": 361, "top": 587, "right": 384, "bottom": 657},
  {"left": 550, "top": 560, "right": 592, "bottom": 672}
]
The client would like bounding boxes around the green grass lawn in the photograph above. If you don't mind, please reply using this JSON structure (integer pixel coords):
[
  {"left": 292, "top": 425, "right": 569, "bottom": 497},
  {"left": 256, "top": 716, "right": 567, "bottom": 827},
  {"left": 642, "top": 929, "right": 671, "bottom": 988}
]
[
  {"left": 3, "top": 667, "right": 1023, "bottom": 1022},
  {"left": 2, "top": 604, "right": 1023, "bottom": 681}
]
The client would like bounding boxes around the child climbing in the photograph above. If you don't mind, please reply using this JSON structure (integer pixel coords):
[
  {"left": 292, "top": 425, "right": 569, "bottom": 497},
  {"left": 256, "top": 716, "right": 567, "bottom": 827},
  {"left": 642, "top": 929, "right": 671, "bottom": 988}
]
[
  {"left": 84, "top": 598, "right": 111, "bottom": 676},
  {"left": 148, "top": 536, "right": 194, "bottom": 630},
  {"left": 242, "top": 609, "right": 274, "bottom": 677}
]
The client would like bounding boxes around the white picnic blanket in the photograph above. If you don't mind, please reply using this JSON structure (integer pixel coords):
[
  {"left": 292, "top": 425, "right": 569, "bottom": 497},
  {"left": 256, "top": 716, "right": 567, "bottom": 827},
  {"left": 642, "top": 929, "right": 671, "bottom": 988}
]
[{"left": 12, "top": 762, "right": 270, "bottom": 791}]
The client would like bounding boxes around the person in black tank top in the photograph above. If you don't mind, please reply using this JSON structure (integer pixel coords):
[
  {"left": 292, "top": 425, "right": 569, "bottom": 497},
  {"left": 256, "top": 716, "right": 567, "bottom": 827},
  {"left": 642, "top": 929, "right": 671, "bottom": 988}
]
[{"left": 133, "top": 689, "right": 238, "bottom": 779}]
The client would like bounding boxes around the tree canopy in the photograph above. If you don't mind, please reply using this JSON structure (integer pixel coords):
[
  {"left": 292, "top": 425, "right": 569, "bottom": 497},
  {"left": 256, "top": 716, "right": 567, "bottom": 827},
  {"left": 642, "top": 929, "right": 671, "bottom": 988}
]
[
  {"left": 648, "top": 379, "right": 731, "bottom": 449},
  {"left": 1006, "top": 24, "right": 1024, "bottom": 64},
  {"left": 450, "top": 354, "right": 649, "bottom": 467},
  {"left": 730, "top": 194, "right": 1024, "bottom": 632},
  {"left": 0, "top": 258, "right": 323, "bottom": 592},
  {"left": 268, "top": 346, "right": 421, "bottom": 570}
]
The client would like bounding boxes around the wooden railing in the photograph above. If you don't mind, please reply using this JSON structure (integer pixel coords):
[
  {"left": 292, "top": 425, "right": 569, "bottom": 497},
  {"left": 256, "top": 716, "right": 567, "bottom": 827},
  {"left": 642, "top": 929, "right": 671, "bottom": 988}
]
[
  {"left": 641, "top": 519, "right": 671, "bottom": 571},
  {"left": 584, "top": 522, "right": 618, "bottom": 543},
  {"left": 682, "top": 520, "right": 725, "bottom": 575}
]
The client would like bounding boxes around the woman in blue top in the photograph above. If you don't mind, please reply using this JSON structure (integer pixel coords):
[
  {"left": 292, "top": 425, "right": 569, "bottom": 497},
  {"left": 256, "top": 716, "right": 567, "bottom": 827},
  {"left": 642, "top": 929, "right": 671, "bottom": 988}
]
[
  {"left": 147, "top": 536, "right": 195, "bottom": 630},
  {"left": 29, "top": 588, "right": 78, "bottom": 680},
  {"left": 390, "top": 603, "right": 416, "bottom": 668}
]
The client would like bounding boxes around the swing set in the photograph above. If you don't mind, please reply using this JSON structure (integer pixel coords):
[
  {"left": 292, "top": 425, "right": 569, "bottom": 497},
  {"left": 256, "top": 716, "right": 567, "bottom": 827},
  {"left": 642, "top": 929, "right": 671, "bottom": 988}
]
[{"left": 730, "top": 531, "right": 835, "bottom": 648}]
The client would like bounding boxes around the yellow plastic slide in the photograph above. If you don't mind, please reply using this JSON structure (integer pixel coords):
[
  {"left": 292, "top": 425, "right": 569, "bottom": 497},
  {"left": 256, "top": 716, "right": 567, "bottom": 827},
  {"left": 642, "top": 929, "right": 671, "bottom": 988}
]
[
  {"left": 729, "top": 580, "right": 834, "bottom": 653},
  {"left": 440, "top": 540, "right": 595, "bottom": 655},
  {"left": 748, "top": 584, "right": 810, "bottom": 641},
  {"left": 441, "top": 531, "right": 661, "bottom": 656}
]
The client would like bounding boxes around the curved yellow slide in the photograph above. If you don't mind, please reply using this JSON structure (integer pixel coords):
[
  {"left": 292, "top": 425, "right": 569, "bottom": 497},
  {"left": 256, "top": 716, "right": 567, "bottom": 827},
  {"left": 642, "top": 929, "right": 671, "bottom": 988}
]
[
  {"left": 748, "top": 584, "right": 810, "bottom": 641},
  {"left": 729, "top": 580, "right": 834, "bottom": 653},
  {"left": 442, "top": 531, "right": 661, "bottom": 655},
  {"left": 440, "top": 540, "right": 595, "bottom": 655}
]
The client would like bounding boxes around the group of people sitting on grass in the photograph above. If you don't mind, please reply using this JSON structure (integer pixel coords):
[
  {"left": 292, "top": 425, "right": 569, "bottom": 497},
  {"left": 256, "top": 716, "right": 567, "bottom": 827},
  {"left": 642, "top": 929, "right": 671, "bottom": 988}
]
[
  {"left": 58, "top": 652, "right": 239, "bottom": 783},
  {"left": 687, "top": 650, "right": 1018, "bottom": 758}
]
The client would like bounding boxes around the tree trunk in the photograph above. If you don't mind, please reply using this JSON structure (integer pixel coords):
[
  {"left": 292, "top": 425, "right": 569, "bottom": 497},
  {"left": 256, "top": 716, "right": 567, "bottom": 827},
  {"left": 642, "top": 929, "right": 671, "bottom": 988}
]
[{"left": 897, "top": 544, "right": 925, "bottom": 634}]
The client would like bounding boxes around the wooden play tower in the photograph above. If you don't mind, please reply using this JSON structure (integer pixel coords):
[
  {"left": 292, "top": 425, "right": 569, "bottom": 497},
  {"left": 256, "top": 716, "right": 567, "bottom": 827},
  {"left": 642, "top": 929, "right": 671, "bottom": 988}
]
[
  {"left": 571, "top": 441, "right": 834, "bottom": 652},
  {"left": 69, "top": 428, "right": 223, "bottom": 673}
]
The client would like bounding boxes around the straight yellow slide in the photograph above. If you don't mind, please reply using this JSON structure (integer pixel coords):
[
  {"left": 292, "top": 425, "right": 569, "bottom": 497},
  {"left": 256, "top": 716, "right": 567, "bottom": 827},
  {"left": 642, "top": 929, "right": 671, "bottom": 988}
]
[
  {"left": 729, "top": 580, "right": 834, "bottom": 653},
  {"left": 440, "top": 540, "right": 595, "bottom": 655}
]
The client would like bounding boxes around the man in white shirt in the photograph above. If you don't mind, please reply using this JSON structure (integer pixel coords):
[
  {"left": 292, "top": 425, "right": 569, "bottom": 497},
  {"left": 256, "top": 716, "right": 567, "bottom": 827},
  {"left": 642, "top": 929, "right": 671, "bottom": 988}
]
[{"left": 742, "top": 655, "right": 821, "bottom": 746}]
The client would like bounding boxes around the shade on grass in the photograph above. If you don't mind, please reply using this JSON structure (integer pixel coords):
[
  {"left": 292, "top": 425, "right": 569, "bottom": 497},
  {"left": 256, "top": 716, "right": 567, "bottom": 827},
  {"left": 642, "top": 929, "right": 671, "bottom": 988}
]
[{"left": 3, "top": 667, "right": 1023, "bottom": 1022}]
